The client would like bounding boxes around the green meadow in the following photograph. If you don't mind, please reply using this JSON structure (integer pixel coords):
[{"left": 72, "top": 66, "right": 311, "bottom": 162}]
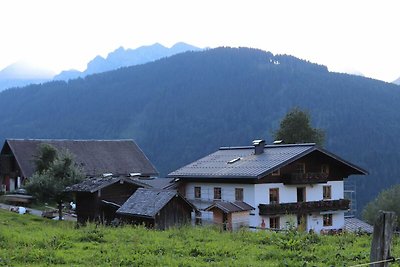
[{"left": 0, "top": 209, "right": 398, "bottom": 266}]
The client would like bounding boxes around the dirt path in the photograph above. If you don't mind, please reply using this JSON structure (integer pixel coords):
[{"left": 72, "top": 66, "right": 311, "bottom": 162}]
[{"left": 0, "top": 202, "right": 77, "bottom": 221}]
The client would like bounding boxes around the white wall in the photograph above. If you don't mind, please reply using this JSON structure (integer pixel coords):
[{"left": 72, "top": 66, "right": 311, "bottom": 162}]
[
  {"left": 308, "top": 212, "right": 345, "bottom": 233},
  {"left": 185, "top": 181, "right": 345, "bottom": 231},
  {"left": 185, "top": 182, "right": 255, "bottom": 205},
  {"left": 305, "top": 181, "right": 343, "bottom": 201}
]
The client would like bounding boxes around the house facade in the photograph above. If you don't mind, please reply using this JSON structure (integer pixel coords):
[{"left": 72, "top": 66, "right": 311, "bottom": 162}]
[{"left": 169, "top": 140, "right": 367, "bottom": 232}]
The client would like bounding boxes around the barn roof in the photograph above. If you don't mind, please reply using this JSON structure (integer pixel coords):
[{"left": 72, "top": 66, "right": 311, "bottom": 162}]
[
  {"left": 116, "top": 188, "right": 195, "bottom": 218},
  {"left": 2, "top": 139, "right": 158, "bottom": 178},
  {"left": 344, "top": 217, "right": 373, "bottom": 234},
  {"left": 65, "top": 176, "right": 151, "bottom": 193},
  {"left": 168, "top": 143, "right": 367, "bottom": 180},
  {"left": 134, "top": 177, "right": 178, "bottom": 189},
  {"left": 205, "top": 201, "right": 254, "bottom": 213}
]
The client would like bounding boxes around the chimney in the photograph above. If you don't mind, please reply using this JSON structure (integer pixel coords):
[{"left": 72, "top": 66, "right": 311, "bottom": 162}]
[{"left": 252, "top": 139, "right": 265, "bottom": 155}]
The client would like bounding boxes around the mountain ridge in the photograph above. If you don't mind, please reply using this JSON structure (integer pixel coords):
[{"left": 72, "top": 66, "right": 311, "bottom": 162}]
[
  {"left": 0, "top": 42, "right": 202, "bottom": 91},
  {"left": 54, "top": 42, "right": 201, "bottom": 80}
]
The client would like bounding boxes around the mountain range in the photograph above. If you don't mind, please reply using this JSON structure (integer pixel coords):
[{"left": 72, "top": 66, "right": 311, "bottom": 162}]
[
  {"left": 53, "top": 42, "right": 201, "bottom": 80},
  {"left": 0, "top": 62, "right": 54, "bottom": 92},
  {"left": 0, "top": 42, "right": 201, "bottom": 91},
  {"left": 0, "top": 47, "right": 400, "bottom": 215}
]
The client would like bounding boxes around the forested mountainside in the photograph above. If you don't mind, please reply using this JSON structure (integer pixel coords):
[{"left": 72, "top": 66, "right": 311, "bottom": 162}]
[{"left": 1, "top": 47, "right": 399, "bottom": 212}]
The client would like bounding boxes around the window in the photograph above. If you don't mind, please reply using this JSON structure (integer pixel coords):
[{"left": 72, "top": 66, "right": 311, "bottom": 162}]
[
  {"left": 323, "top": 185, "right": 332, "bottom": 200},
  {"left": 194, "top": 187, "right": 201, "bottom": 199},
  {"left": 270, "top": 217, "right": 280, "bottom": 229},
  {"left": 269, "top": 188, "right": 279, "bottom": 204},
  {"left": 214, "top": 187, "right": 222, "bottom": 200},
  {"left": 195, "top": 211, "right": 202, "bottom": 225},
  {"left": 235, "top": 188, "right": 244, "bottom": 201},
  {"left": 297, "top": 187, "right": 306, "bottom": 202},
  {"left": 323, "top": 214, "right": 333, "bottom": 226},
  {"left": 295, "top": 163, "right": 306, "bottom": 174},
  {"left": 321, "top": 164, "right": 329, "bottom": 175},
  {"left": 272, "top": 168, "right": 280, "bottom": 176}
]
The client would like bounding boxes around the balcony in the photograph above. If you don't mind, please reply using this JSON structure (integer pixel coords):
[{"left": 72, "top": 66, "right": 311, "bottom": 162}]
[
  {"left": 283, "top": 172, "right": 329, "bottom": 185},
  {"left": 258, "top": 199, "right": 350, "bottom": 215}
]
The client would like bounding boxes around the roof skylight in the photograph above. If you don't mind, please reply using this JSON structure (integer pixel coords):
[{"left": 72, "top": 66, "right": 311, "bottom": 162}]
[{"left": 227, "top": 157, "right": 241, "bottom": 164}]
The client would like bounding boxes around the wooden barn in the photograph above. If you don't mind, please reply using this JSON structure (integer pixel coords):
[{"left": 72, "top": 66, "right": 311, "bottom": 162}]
[
  {"left": 66, "top": 176, "right": 149, "bottom": 223},
  {"left": 0, "top": 139, "right": 159, "bottom": 192},
  {"left": 66, "top": 177, "right": 177, "bottom": 224},
  {"left": 116, "top": 188, "right": 196, "bottom": 230}
]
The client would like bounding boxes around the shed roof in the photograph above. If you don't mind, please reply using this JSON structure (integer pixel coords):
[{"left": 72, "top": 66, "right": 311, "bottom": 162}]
[
  {"left": 65, "top": 176, "right": 151, "bottom": 193},
  {"left": 205, "top": 201, "right": 254, "bottom": 213},
  {"left": 344, "top": 217, "right": 373, "bottom": 234},
  {"left": 116, "top": 188, "right": 194, "bottom": 218},
  {"left": 168, "top": 143, "right": 367, "bottom": 180},
  {"left": 2, "top": 139, "right": 158, "bottom": 178},
  {"left": 133, "top": 177, "right": 178, "bottom": 189}
]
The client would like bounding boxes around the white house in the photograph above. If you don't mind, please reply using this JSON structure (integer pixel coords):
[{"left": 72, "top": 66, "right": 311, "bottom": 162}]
[{"left": 168, "top": 140, "right": 367, "bottom": 232}]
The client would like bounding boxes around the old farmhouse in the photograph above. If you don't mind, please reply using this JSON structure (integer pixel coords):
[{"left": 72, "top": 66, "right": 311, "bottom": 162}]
[
  {"left": 168, "top": 140, "right": 368, "bottom": 233},
  {"left": 0, "top": 139, "right": 158, "bottom": 192}
]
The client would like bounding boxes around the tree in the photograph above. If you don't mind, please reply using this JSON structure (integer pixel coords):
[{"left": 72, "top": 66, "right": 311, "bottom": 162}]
[
  {"left": 25, "top": 144, "right": 85, "bottom": 220},
  {"left": 362, "top": 184, "right": 400, "bottom": 227},
  {"left": 33, "top": 143, "right": 58, "bottom": 174},
  {"left": 274, "top": 107, "right": 325, "bottom": 146}
]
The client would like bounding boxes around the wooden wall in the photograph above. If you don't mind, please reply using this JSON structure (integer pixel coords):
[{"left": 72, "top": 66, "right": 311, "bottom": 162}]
[
  {"left": 100, "top": 182, "right": 139, "bottom": 205},
  {"left": 75, "top": 192, "right": 98, "bottom": 223},
  {"left": 155, "top": 196, "right": 193, "bottom": 230}
]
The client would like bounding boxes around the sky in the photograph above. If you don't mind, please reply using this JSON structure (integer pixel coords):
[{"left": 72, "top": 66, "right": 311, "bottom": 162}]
[{"left": 0, "top": 0, "right": 399, "bottom": 82}]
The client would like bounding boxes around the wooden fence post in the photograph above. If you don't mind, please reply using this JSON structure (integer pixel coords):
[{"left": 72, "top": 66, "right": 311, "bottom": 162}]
[{"left": 370, "top": 211, "right": 397, "bottom": 267}]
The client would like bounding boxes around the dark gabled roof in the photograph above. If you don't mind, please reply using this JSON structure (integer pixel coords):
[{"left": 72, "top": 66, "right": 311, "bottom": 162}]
[
  {"left": 116, "top": 188, "right": 195, "bottom": 218},
  {"left": 168, "top": 143, "right": 367, "bottom": 179},
  {"left": 65, "top": 176, "right": 151, "bottom": 193},
  {"left": 3, "top": 139, "right": 158, "bottom": 178},
  {"left": 205, "top": 201, "right": 254, "bottom": 213}
]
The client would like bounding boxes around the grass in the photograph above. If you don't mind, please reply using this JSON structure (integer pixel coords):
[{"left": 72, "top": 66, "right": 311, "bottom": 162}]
[{"left": 0, "top": 209, "right": 399, "bottom": 266}]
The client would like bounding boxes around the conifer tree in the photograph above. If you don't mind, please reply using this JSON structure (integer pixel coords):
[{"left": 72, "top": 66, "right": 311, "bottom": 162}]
[{"left": 274, "top": 107, "right": 325, "bottom": 146}]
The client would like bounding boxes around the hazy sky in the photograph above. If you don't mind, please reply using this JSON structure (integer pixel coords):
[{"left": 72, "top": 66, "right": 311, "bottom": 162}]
[{"left": 1, "top": 0, "right": 399, "bottom": 82}]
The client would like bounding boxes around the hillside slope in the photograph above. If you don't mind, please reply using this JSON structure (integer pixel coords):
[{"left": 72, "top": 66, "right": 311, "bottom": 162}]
[{"left": 0, "top": 47, "right": 399, "bottom": 212}]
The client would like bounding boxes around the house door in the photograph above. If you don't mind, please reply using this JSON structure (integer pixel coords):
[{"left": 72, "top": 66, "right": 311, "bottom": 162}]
[
  {"left": 297, "top": 214, "right": 307, "bottom": 231},
  {"left": 297, "top": 187, "right": 306, "bottom": 202},
  {"left": 222, "top": 213, "right": 228, "bottom": 230},
  {"left": 5, "top": 176, "right": 10, "bottom": 191},
  {"left": 9, "top": 178, "right": 15, "bottom": 191}
]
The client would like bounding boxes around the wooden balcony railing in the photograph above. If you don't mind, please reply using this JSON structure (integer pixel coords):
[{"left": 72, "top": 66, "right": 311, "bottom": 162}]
[
  {"left": 283, "top": 172, "right": 329, "bottom": 185},
  {"left": 258, "top": 199, "right": 350, "bottom": 215}
]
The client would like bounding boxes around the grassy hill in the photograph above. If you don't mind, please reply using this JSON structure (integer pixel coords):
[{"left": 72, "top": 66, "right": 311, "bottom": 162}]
[{"left": 0, "top": 209, "right": 398, "bottom": 266}]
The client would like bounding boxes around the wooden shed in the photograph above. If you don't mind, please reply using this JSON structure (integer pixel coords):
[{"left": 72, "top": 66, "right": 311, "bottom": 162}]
[
  {"left": 66, "top": 176, "right": 152, "bottom": 224},
  {"left": 205, "top": 201, "right": 254, "bottom": 231},
  {"left": 117, "top": 188, "right": 196, "bottom": 230}
]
